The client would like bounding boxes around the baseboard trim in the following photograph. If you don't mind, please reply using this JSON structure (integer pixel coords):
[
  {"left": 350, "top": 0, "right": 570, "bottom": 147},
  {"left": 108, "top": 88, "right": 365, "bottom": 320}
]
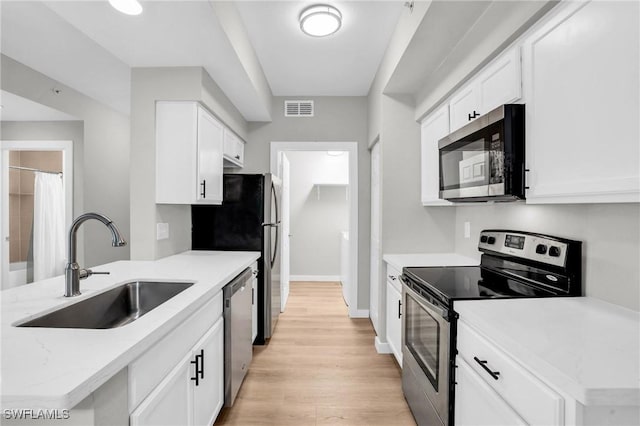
[
  {"left": 290, "top": 275, "right": 341, "bottom": 282},
  {"left": 349, "top": 308, "right": 370, "bottom": 319},
  {"left": 375, "top": 336, "right": 392, "bottom": 354}
]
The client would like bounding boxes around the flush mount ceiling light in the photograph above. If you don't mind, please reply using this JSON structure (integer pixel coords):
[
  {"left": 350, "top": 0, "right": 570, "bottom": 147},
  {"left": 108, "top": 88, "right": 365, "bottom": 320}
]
[
  {"left": 109, "top": 0, "right": 143, "bottom": 16},
  {"left": 299, "top": 4, "right": 342, "bottom": 37}
]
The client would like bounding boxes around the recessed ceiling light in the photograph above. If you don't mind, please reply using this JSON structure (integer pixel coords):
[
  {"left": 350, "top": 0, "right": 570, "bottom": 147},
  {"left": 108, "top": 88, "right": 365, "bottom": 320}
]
[
  {"left": 299, "top": 4, "right": 342, "bottom": 37},
  {"left": 109, "top": 0, "right": 143, "bottom": 16}
]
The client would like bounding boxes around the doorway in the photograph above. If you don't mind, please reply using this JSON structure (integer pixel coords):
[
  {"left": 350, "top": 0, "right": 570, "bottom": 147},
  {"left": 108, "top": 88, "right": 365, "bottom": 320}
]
[
  {"left": 270, "top": 141, "right": 359, "bottom": 318},
  {"left": 1, "top": 140, "right": 73, "bottom": 289}
]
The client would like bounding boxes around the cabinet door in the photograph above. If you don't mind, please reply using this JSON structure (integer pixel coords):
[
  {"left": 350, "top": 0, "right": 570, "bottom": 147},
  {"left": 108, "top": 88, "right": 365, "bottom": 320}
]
[
  {"left": 421, "top": 105, "right": 452, "bottom": 206},
  {"left": 192, "top": 317, "right": 224, "bottom": 426},
  {"left": 385, "top": 281, "right": 402, "bottom": 366},
  {"left": 455, "top": 357, "right": 527, "bottom": 426},
  {"left": 196, "top": 107, "right": 223, "bottom": 204},
  {"left": 477, "top": 47, "right": 521, "bottom": 113},
  {"left": 223, "top": 129, "right": 244, "bottom": 167},
  {"left": 449, "top": 85, "right": 479, "bottom": 132},
  {"left": 523, "top": 1, "right": 639, "bottom": 203},
  {"left": 130, "top": 352, "right": 193, "bottom": 426}
]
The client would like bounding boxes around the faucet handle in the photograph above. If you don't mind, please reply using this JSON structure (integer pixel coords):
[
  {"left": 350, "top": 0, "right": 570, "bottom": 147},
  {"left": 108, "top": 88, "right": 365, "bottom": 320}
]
[{"left": 79, "top": 269, "right": 110, "bottom": 280}]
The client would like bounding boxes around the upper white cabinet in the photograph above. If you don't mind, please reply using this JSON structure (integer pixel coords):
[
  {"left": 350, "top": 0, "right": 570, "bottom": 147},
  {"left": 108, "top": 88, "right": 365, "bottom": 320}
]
[
  {"left": 449, "top": 47, "right": 522, "bottom": 133},
  {"left": 223, "top": 128, "right": 245, "bottom": 168},
  {"left": 522, "top": 0, "right": 639, "bottom": 203},
  {"left": 421, "top": 104, "right": 452, "bottom": 206},
  {"left": 156, "top": 101, "right": 223, "bottom": 205}
]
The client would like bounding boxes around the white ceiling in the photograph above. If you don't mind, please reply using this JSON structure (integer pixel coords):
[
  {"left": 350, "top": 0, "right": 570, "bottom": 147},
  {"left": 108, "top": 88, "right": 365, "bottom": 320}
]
[
  {"left": 235, "top": 1, "right": 404, "bottom": 96},
  {"left": 0, "top": 90, "right": 79, "bottom": 121},
  {"left": 1, "top": 1, "right": 404, "bottom": 121}
]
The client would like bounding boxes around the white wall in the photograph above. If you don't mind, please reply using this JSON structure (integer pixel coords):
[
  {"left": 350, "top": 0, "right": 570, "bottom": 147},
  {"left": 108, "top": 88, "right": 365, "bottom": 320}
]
[
  {"left": 286, "top": 151, "right": 349, "bottom": 277},
  {"left": 244, "top": 96, "right": 371, "bottom": 310},
  {"left": 129, "top": 67, "right": 249, "bottom": 261},
  {"left": 1, "top": 55, "right": 130, "bottom": 267}
]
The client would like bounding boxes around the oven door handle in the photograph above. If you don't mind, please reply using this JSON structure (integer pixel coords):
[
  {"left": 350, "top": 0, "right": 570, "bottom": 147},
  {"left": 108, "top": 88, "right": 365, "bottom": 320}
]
[{"left": 401, "top": 275, "right": 450, "bottom": 320}]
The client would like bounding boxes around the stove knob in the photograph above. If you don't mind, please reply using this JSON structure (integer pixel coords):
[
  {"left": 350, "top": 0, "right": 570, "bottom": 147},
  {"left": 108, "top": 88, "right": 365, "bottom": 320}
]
[
  {"left": 480, "top": 235, "right": 488, "bottom": 243},
  {"left": 536, "top": 244, "right": 547, "bottom": 255},
  {"left": 549, "top": 246, "right": 561, "bottom": 257},
  {"left": 487, "top": 236, "right": 496, "bottom": 245}
]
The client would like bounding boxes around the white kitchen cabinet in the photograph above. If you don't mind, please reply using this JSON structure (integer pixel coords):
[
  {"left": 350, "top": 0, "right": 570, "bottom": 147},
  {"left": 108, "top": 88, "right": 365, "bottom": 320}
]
[
  {"left": 456, "top": 320, "right": 564, "bottom": 425},
  {"left": 455, "top": 357, "right": 526, "bottom": 426},
  {"left": 130, "top": 352, "right": 194, "bottom": 426},
  {"left": 421, "top": 104, "right": 453, "bottom": 206},
  {"left": 131, "top": 317, "right": 224, "bottom": 426},
  {"left": 223, "top": 128, "right": 245, "bottom": 168},
  {"left": 156, "top": 101, "right": 223, "bottom": 205},
  {"left": 522, "top": 0, "right": 639, "bottom": 204},
  {"left": 251, "top": 263, "right": 258, "bottom": 343},
  {"left": 449, "top": 46, "right": 522, "bottom": 133},
  {"left": 192, "top": 318, "right": 224, "bottom": 426},
  {"left": 385, "top": 264, "right": 402, "bottom": 366}
]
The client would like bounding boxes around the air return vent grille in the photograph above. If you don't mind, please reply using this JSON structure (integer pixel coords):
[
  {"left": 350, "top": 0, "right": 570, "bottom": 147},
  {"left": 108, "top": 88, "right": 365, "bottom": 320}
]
[{"left": 284, "top": 100, "right": 314, "bottom": 117}]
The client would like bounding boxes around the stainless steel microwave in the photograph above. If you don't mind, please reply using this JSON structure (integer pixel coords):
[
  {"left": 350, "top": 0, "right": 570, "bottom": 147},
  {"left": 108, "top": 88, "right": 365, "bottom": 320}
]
[{"left": 438, "top": 104, "right": 525, "bottom": 202}]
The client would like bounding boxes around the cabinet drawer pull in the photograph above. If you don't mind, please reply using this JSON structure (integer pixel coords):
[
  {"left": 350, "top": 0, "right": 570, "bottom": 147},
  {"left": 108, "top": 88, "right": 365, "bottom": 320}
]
[
  {"left": 474, "top": 356, "right": 500, "bottom": 380},
  {"left": 389, "top": 275, "right": 396, "bottom": 281},
  {"left": 468, "top": 110, "right": 480, "bottom": 121},
  {"left": 199, "top": 349, "right": 204, "bottom": 379},
  {"left": 200, "top": 180, "right": 206, "bottom": 198},
  {"left": 398, "top": 300, "right": 402, "bottom": 319}
]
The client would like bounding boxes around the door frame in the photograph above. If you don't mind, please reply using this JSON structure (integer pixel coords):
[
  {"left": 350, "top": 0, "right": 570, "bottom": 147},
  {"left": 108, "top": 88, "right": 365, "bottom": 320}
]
[
  {"left": 1, "top": 140, "right": 73, "bottom": 289},
  {"left": 270, "top": 141, "right": 361, "bottom": 318}
]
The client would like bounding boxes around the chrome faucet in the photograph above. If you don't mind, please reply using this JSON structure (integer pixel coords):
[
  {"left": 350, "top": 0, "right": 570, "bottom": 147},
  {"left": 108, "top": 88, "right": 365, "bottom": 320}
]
[{"left": 64, "top": 213, "right": 127, "bottom": 297}]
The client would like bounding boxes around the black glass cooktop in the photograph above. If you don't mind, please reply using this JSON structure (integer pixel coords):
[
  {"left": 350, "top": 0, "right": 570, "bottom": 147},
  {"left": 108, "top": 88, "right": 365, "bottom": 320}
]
[{"left": 403, "top": 265, "right": 559, "bottom": 306}]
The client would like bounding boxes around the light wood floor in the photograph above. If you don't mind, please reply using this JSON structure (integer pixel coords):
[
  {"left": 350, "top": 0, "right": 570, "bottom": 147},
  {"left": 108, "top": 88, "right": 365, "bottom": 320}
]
[{"left": 215, "top": 281, "right": 416, "bottom": 426}]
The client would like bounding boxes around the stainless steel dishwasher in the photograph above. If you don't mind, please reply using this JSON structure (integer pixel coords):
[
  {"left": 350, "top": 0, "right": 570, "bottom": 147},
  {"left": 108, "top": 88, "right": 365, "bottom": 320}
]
[{"left": 223, "top": 267, "right": 253, "bottom": 407}]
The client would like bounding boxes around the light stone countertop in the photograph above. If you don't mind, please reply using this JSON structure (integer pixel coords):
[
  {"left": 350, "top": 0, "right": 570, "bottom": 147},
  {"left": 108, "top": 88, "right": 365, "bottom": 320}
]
[
  {"left": 0, "top": 250, "right": 259, "bottom": 410},
  {"left": 455, "top": 297, "right": 640, "bottom": 407},
  {"left": 382, "top": 253, "right": 480, "bottom": 271}
]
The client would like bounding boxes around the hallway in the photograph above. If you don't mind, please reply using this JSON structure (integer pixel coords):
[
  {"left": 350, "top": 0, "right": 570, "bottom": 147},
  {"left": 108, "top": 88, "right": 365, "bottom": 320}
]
[{"left": 216, "top": 282, "right": 416, "bottom": 425}]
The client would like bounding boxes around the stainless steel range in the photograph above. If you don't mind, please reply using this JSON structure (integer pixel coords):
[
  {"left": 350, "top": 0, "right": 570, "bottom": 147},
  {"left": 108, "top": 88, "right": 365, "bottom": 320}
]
[{"left": 400, "top": 230, "right": 582, "bottom": 426}]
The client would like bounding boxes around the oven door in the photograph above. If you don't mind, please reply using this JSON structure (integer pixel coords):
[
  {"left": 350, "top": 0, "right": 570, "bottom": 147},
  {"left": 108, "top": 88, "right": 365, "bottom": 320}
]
[{"left": 402, "top": 279, "right": 451, "bottom": 426}]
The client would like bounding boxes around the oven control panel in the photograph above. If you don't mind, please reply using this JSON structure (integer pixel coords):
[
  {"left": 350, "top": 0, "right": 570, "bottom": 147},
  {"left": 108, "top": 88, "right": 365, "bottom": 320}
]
[{"left": 478, "top": 230, "right": 568, "bottom": 267}]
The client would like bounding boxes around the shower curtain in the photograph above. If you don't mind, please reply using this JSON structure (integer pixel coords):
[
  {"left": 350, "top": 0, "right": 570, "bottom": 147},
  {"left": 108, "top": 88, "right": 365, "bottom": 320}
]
[{"left": 33, "top": 172, "right": 65, "bottom": 281}]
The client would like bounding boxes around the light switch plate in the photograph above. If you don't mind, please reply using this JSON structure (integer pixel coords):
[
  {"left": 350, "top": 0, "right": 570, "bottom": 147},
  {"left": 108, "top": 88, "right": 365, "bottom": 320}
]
[
  {"left": 464, "top": 222, "right": 471, "bottom": 239},
  {"left": 156, "top": 223, "right": 169, "bottom": 240}
]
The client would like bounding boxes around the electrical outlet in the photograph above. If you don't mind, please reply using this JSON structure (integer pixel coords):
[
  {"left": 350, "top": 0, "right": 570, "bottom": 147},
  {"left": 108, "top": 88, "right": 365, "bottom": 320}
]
[
  {"left": 156, "top": 223, "right": 169, "bottom": 240},
  {"left": 464, "top": 222, "right": 471, "bottom": 239}
]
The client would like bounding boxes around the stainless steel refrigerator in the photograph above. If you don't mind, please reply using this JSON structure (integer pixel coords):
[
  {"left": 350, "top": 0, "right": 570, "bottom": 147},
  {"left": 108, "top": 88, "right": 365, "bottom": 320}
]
[{"left": 191, "top": 173, "right": 281, "bottom": 344}]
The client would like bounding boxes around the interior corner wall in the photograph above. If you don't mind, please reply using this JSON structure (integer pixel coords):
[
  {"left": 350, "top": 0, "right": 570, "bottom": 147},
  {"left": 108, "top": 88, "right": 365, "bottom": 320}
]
[
  {"left": 1, "top": 55, "right": 130, "bottom": 267},
  {"left": 380, "top": 94, "right": 455, "bottom": 255},
  {"left": 245, "top": 96, "right": 371, "bottom": 310},
  {"left": 130, "top": 67, "right": 249, "bottom": 261},
  {"left": 286, "top": 151, "right": 349, "bottom": 277}
]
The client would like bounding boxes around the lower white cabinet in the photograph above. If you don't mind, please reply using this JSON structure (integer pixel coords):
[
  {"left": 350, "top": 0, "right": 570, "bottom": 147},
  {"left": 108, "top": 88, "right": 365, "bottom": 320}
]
[
  {"left": 455, "top": 319, "right": 564, "bottom": 426},
  {"left": 131, "top": 317, "right": 224, "bottom": 426},
  {"left": 385, "top": 264, "right": 402, "bottom": 366},
  {"left": 455, "top": 357, "right": 526, "bottom": 426}
]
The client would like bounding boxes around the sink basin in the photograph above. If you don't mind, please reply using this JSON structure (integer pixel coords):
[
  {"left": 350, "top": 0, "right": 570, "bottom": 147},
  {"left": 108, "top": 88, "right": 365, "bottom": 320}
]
[{"left": 17, "top": 281, "right": 194, "bottom": 329}]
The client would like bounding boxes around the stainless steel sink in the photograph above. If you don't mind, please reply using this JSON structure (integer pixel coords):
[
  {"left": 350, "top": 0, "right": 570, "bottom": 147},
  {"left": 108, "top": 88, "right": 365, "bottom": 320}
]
[{"left": 17, "top": 281, "right": 194, "bottom": 329}]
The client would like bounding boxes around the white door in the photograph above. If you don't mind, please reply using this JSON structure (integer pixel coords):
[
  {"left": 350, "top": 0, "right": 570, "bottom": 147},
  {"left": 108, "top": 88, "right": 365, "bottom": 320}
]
[
  {"left": 369, "top": 142, "right": 381, "bottom": 333},
  {"left": 196, "top": 107, "right": 223, "bottom": 203},
  {"left": 279, "top": 153, "right": 290, "bottom": 311},
  {"left": 192, "top": 318, "right": 224, "bottom": 426}
]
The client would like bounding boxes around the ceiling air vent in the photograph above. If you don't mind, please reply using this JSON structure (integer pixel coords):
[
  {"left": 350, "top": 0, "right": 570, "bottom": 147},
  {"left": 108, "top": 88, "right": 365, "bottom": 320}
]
[{"left": 285, "top": 100, "right": 314, "bottom": 117}]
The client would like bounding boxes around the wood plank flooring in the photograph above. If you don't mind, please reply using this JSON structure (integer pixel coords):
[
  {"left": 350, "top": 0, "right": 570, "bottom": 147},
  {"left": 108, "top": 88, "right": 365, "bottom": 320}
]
[{"left": 215, "top": 282, "right": 416, "bottom": 426}]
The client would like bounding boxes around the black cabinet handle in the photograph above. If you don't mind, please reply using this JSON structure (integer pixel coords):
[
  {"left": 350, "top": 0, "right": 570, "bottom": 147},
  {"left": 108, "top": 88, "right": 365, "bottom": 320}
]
[
  {"left": 235, "top": 154, "right": 241, "bottom": 160},
  {"left": 200, "top": 180, "right": 206, "bottom": 198},
  {"left": 199, "top": 349, "right": 204, "bottom": 379},
  {"left": 252, "top": 287, "right": 254, "bottom": 305},
  {"left": 474, "top": 356, "right": 500, "bottom": 380},
  {"left": 468, "top": 110, "right": 480, "bottom": 121},
  {"left": 190, "top": 355, "right": 200, "bottom": 386},
  {"left": 398, "top": 300, "right": 402, "bottom": 319},
  {"left": 389, "top": 275, "right": 396, "bottom": 281}
]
